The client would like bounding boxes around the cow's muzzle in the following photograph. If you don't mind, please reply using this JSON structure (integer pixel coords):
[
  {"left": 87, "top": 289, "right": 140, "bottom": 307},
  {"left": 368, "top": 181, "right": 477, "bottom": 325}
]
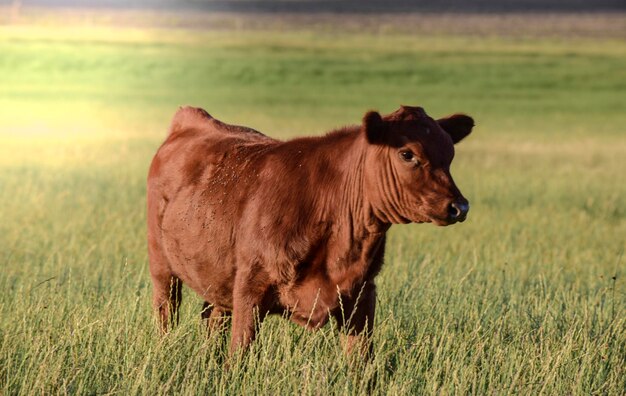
[{"left": 447, "top": 199, "right": 469, "bottom": 223}]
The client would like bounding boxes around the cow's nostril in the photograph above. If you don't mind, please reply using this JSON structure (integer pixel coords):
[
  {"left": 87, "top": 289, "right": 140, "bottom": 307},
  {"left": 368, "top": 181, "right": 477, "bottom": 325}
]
[
  {"left": 448, "top": 201, "right": 469, "bottom": 220},
  {"left": 449, "top": 203, "right": 461, "bottom": 218}
]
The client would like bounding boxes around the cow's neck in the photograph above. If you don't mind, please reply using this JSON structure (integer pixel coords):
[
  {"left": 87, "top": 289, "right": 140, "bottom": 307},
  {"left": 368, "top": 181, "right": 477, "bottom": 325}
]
[
  {"left": 312, "top": 127, "right": 390, "bottom": 238},
  {"left": 306, "top": 128, "right": 389, "bottom": 290}
]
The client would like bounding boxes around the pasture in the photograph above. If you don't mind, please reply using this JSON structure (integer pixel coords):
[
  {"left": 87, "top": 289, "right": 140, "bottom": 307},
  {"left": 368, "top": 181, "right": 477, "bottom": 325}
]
[{"left": 1, "top": 10, "right": 625, "bottom": 394}]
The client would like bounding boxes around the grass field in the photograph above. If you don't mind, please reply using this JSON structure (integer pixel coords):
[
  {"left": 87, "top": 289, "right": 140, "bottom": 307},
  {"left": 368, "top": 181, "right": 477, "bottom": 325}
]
[{"left": 1, "top": 10, "right": 625, "bottom": 395}]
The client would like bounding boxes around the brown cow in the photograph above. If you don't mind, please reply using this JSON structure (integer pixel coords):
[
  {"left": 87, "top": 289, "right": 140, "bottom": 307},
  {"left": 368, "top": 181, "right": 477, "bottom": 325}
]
[{"left": 147, "top": 105, "right": 473, "bottom": 355}]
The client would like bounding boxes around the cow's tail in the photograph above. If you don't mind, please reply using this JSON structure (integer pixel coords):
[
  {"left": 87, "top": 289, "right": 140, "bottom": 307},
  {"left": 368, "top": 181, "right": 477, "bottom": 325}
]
[{"left": 168, "top": 106, "right": 213, "bottom": 136}]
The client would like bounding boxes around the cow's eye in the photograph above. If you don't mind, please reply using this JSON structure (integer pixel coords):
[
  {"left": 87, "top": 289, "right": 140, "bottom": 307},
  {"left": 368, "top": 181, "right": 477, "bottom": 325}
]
[{"left": 399, "top": 151, "right": 414, "bottom": 162}]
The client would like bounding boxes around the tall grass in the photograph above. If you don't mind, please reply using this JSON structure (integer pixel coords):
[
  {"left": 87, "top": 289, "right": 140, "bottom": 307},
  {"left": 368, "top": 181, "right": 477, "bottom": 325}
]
[{"left": 0, "top": 14, "right": 625, "bottom": 394}]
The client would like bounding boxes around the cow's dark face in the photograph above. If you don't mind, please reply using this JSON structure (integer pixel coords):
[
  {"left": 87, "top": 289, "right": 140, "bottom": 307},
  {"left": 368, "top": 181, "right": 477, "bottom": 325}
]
[{"left": 363, "top": 105, "right": 474, "bottom": 226}]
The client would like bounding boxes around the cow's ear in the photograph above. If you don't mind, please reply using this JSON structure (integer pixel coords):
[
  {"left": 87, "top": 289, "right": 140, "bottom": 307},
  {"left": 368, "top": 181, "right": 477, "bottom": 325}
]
[
  {"left": 437, "top": 114, "right": 474, "bottom": 144},
  {"left": 363, "top": 111, "right": 386, "bottom": 143}
]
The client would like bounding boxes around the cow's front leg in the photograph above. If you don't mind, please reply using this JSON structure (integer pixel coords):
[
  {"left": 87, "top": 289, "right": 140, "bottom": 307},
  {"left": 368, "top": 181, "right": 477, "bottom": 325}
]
[
  {"left": 230, "top": 265, "right": 270, "bottom": 355},
  {"left": 333, "top": 281, "right": 376, "bottom": 360}
]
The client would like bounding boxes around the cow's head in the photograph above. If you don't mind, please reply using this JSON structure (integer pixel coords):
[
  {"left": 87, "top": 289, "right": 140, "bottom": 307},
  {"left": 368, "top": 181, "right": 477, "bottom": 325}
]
[{"left": 362, "top": 105, "right": 474, "bottom": 226}]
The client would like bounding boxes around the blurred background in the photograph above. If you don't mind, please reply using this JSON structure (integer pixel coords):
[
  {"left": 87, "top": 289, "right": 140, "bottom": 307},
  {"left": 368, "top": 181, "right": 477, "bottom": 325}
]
[{"left": 1, "top": 1, "right": 625, "bottom": 394}]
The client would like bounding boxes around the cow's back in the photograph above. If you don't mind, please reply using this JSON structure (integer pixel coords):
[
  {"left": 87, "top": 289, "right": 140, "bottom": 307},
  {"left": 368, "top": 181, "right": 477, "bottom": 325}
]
[
  {"left": 147, "top": 107, "right": 277, "bottom": 307},
  {"left": 149, "top": 107, "right": 273, "bottom": 197}
]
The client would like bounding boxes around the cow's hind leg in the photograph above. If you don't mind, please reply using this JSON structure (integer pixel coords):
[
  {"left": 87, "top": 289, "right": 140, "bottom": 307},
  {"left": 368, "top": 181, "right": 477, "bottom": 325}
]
[
  {"left": 201, "top": 302, "right": 228, "bottom": 336},
  {"left": 230, "top": 265, "right": 270, "bottom": 355},
  {"left": 148, "top": 193, "right": 182, "bottom": 333},
  {"left": 151, "top": 272, "right": 183, "bottom": 333}
]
